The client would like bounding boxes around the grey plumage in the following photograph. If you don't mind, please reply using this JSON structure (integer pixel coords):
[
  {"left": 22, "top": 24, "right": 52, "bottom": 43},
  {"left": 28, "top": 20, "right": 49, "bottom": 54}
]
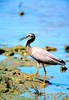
[
  {"left": 19, "top": 33, "right": 65, "bottom": 82},
  {"left": 31, "top": 47, "right": 65, "bottom": 65}
]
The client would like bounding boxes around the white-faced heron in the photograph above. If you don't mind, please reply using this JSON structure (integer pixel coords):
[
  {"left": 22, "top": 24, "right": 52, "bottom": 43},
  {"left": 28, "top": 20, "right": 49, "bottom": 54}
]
[{"left": 19, "top": 33, "right": 65, "bottom": 84}]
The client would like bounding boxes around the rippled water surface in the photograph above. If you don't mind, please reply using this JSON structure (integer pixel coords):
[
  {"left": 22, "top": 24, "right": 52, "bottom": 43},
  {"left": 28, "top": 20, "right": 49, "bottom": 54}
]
[{"left": 0, "top": 0, "right": 69, "bottom": 99}]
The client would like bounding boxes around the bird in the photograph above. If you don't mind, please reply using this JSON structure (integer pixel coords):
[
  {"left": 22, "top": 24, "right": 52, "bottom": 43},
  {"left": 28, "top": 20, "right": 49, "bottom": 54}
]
[{"left": 19, "top": 33, "right": 65, "bottom": 84}]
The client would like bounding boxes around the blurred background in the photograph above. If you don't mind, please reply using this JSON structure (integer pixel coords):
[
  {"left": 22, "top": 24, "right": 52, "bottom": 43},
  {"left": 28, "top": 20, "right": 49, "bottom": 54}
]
[{"left": 0, "top": 0, "right": 69, "bottom": 47}]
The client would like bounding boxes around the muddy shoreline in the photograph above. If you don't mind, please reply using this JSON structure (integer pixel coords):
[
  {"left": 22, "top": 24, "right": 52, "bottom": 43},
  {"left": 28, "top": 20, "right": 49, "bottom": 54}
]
[{"left": 0, "top": 45, "right": 69, "bottom": 99}]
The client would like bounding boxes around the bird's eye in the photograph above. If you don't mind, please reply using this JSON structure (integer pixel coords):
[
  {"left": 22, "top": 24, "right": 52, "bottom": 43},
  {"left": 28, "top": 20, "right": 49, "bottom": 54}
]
[
  {"left": 28, "top": 34, "right": 33, "bottom": 38},
  {"left": 31, "top": 35, "right": 33, "bottom": 37},
  {"left": 29, "top": 35, "right": 33, "bottom": 38}
]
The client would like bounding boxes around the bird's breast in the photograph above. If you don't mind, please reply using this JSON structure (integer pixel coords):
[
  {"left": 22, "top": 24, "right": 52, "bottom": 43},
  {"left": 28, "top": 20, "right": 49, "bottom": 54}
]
[{"left": 25, "top": 46, "right": 32, "bottom": 56}]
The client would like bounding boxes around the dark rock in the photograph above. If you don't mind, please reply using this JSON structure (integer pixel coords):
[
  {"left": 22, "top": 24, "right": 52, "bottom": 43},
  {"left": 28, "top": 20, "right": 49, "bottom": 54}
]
[
  {"left": 45, "top": 46, "right": 57, "bottom": 52},
  {"left": 19, "top": 11, "right": 24, "bottom": 16},
  {"left": 60, "top": 66, "right": 68, "bottom": 73},
  {"left": 9, "top": 52, "right": 14, "bottom": 56},
  {"left": 64, "top": 45, "right": 69, "bottom": 53},
  {"left": 0, "top": 49, "right": 5, "bottom": 55},
  {"left": 4, "top": 68, "right": 8, "bottom": 71},
  {"left": 13, "top": 72, "right": 17, "bottom": 75}
]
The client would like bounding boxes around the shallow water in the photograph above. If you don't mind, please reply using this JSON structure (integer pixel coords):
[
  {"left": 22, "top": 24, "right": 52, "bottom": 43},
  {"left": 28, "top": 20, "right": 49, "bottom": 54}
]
[
  {"left": 0, "top": 55, "right": 7, "bottom": 61},
  {"left": 0, "top": 0, "right": 69, "bottom": 99}
]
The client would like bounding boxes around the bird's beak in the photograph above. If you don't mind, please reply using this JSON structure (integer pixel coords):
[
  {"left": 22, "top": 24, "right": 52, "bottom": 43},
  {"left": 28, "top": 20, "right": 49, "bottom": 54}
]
[{"left": 19, "top": 35, "right": 30, "bottom": 41}]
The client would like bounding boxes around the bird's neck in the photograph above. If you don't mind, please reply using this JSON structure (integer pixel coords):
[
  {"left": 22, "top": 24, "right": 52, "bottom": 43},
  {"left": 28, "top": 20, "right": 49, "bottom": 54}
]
[
  {"left": 26, "top": 37, "right": 35, "bottom": 47},
  {"left": 26, "top": 38, "right": 35, "bottom": 55}
]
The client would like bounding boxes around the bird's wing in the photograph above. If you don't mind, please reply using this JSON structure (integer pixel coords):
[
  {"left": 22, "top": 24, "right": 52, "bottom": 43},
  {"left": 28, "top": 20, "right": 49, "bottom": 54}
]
[{"left": 31, "top": 47, "right": 62, "bottom": 64}]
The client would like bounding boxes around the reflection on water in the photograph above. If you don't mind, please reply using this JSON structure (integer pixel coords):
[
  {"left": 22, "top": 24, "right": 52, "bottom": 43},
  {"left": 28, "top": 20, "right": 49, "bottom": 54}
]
[
  {"left": 18, "top": 66, "right": 36, "bottom": 74},
  {"left": 19, "top": 80, "right": 69, "bottom": 100},
  {"left": 20, "top": 88, "right": 47, "bottom": 100},
  {"left": 18, "top": 65, "right": 69, "bottom": 93}
]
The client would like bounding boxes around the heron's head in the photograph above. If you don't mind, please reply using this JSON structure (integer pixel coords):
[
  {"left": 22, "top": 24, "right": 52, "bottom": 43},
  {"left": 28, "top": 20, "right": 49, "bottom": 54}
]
[{"left": 19, "top": 33, "right": 35, "bottom": 41}]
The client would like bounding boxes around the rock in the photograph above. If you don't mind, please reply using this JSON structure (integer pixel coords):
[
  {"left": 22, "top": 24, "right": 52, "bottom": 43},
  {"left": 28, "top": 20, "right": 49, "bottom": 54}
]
[
  {"left": 19, "top": 11, "right": 24, "bottom": 16},
  {"left": 9, "top": 52, "right": 14, "bottom": 56},
  {"left": 13, "top": 45, "right": 25, "bottom": 53},
  {"left": 0, "top": 94, "right": 31, "bottom": 100},
  {"left": 4, "top": 52, "right": 14, "bottom": 57},
  {"left": 60, "top": 66, "right": 68, "bottom": 73},
  {"left": 0, "top": 49, "right": 5, "bottom": 55},
  {"left": 45, "top": 46, "right": 57, "bottom": 52},
  {"left": 64, "top": 45, "right": 69, "bottom": 53},
  {"left": 0, "top": 58, "right": 49, "bottom": 96}
]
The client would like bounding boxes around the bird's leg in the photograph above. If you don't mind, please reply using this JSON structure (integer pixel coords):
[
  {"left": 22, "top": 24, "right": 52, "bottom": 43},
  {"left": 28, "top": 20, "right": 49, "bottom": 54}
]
[
  {"left": 36, "top": 62, "right": 40, "bottom": 75},
  {"left": 42, "top": 64, "right": 46, "bottom": 84},
  {"left": 40, "top": 64, "right": 46, "bottom": 88},
  {"left": 25, "top": 63, "right": 40, "bottom": 78}
]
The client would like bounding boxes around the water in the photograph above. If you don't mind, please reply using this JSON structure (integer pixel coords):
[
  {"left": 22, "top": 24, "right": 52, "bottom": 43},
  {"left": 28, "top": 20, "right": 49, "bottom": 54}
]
[
  {"left": 0, "top": 0, "right": 69, "bottom": 99},
  {"left": 0, "top": 55, "right": 7, "bottom": 61},
  {"left": 0, "top": 0, "right": 69, "bottom": 47}
]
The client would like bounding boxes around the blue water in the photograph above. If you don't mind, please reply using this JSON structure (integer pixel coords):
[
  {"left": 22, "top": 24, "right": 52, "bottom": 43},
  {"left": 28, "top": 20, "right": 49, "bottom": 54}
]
[
  {"left": 0, "top": 55, "right": 6, "bottom": 61},
  {"left": 0, "top": 0, "right": 69, "bottom": 47},
  {"left": 0, "top": 0, "right": 69, "bottom": 99}
]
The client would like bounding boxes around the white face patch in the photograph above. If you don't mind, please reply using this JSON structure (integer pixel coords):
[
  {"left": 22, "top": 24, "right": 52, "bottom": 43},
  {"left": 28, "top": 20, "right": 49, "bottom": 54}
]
[
  {"left": 29, "top": 34, "right": 32, "bottom": 36},
  {"left": 27, "top": 33, "right": 34, "bottom": 38}
]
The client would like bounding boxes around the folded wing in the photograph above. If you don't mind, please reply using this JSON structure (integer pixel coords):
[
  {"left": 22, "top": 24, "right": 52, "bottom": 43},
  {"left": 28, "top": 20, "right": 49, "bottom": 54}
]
[{"left": 31, "top": 47, "right": 65, "bottom": 65}]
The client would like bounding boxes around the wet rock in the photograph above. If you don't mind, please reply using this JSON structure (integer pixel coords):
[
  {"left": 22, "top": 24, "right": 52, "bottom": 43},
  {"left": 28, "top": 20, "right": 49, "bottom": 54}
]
[
  {"left": 13, "top": 45, "right": 25, "bottom": 53},
  {"left": 64, "top": 45, "right": 69, "bottom": 53},
  {"left": 60, "top": 66, "right": 67, "bottom": 73},
  {"left": 1, "top": 57, "right": 23, "bottom": 67},
  {"left": 4, "top": 68, "right": 8, "bottom": 71},
  {"left": 1, "top": 88, "right": 9, "bottom": 93},
  {"left": 1, "top": 45, "right": 26, "bottom": 57},
  {"left": 0, "top": 49, "right": 5, "bottom": 54},
  {"left": 0, "top": 58, "right": 49, "bottom": 96},
  {"left": 19, "top": 51, "right": 28, "bottom": 57},
  {"left": 0, "top": 63, "right": 5, "bottom": 70},
  {"left": 9, "top": 52, "right": 14, "bottom": 56},
  {"left": 4, "top": 52, "right": 14, "bottom": 57},
  {"left": 3, "top": 47, "right": 12, "bottom": 52},
  {"left": 0, "top": 94, "right": 31, "bottom": 100},
  {"left": 19, "top": 11, "right": 24, "bottom": 16},
  {"left": 21, "top": 58, "right": 36, "bottom": 66},
  {"left": 63, "top": 96, "right": 69, "bottom": 100},
  {"left": 45, "top": 46, "right": 57, "bottom": 52}
]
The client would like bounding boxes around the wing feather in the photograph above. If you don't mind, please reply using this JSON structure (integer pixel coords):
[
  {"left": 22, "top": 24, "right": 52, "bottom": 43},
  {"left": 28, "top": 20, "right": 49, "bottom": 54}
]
[{"left": 31, "top": 47, "right": 62, "bottom": 65}]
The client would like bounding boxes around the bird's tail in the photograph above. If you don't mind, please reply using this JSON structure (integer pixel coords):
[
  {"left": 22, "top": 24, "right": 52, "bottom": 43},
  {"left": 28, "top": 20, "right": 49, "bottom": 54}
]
[{"left": 59, "top": 59, "right": 66, "bottom": 65}]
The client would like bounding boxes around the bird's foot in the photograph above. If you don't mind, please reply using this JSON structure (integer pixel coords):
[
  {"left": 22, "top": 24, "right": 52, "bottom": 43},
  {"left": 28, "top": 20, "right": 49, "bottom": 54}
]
[
  {"left": 24, "top": 72, "right": 38, "bottom": 79},
  {"left": 40, "top": 82, "right": 46, "bottom": 88},
  {"left": 40, "top": 75, "right": 46, "bottom": 88}
]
